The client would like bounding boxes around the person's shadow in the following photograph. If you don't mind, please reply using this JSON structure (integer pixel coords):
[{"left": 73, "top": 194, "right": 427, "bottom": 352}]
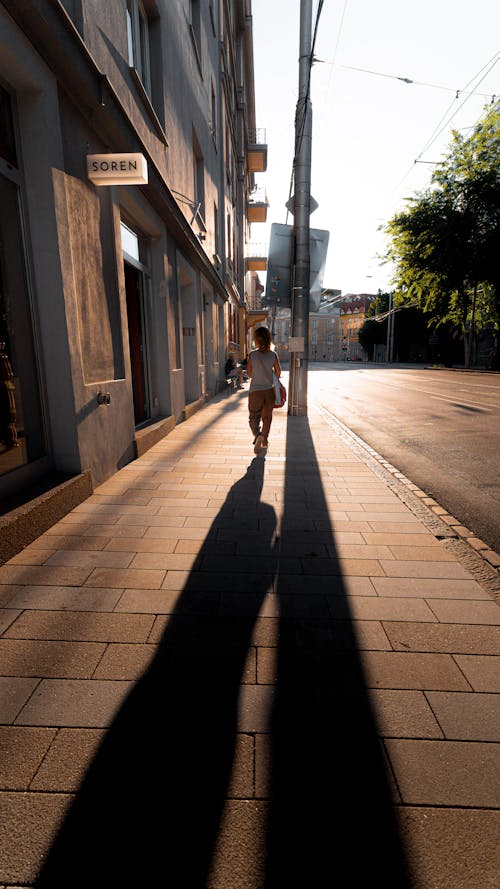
[
  {"left": 36, "top": 422, "right": 412, "bottom": 887},
  {"left": 36, "top": 457, "right": 277, "bottom": 888}
]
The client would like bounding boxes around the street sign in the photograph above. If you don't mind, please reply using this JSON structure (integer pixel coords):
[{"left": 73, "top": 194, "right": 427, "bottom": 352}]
[
  {"left": 285, "top": 194, "right": 319, "bottom": 214},
  {"left": 265, "top": 223, "right": 329, "bottom": 311}
]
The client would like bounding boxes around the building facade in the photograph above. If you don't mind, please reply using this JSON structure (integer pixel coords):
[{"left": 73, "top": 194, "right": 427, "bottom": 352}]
[
  {"left": 271, "top": 295, "right": 342, "bottom": 364},
  {"left": 339, "top": 293, "right": 376, "bottom": 360},
  {"left": 0, "top": 0, "right": 266, "bottom": 509}
]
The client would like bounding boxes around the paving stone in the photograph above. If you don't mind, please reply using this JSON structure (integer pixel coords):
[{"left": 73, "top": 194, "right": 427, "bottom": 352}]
[
  {"left": 129, "top": 551, "right": 200, "bottom": 570},
  {"left": 427, "top": 599, "right": 500, "bottom": 624},
  {"left": 367, "top": 523, "right": 433, "bottom": 535},
  {"left": 363, "top": 532, "right": 440, "bottom": 546},
  {"left": 372, "top": 577, "right": 490, "bottom": 599},
  {"left": 0, "top": 678, "right": 39, "bottom": 724},
  {"left": 426, "top": 691, "right": 500, "bottom": 741},
  {"left": 6, "top": 550, "right": 55, "bottom": 566},
  {"left": 382, "top": 621, "right": 500, "bottom": 654},
  {"left": 369, "top": 689, "right": 443, "bottom": 738},
  {"left": 3, "top": 611, "right": 154, "bottom": 643},
  {"left": 0, "top": 565, "right": 92, "bottom": 587},
  {"left": 237, "top": 685, "right": 274, "bottom": 732},
  {"left": 103, "top": 537, "right": 177, "bottom": 553},
  {"left": 84, "top": 567, "right": 166, "bottom": 589},
  {"left": 92, "top": 643, "right": 158, "bottom": 679},
  {"left": 277, "top": 574, "right": 376, "bottom": 596},
  {"left": 0, "top": 611, "right": 21, "bottom": 634},
  {"left": 83, "top": 523, "right": 148, "bottom": 538},
  {"left": 0, "top": 640, "right": 106, "bottom": 679},
  {"left": 114, "top": 588, "right": 182, "bottom": 613},
  {"left": 0, "top": 587, "right": 22, "bottom": 608},
  {"left": 227, "top": 734, "right": 255, "bottom": 799},
  {"left": 397, "top": 806, "right": 500, "bottom": 889},
  {"left": 331, "top": 595, "right": 437, "bottom": 622},
  {"left": 0, "top": 727, "right": 56, "bottom": 789},
  {"left": 453, "top": 655, "right": 500, "bottom": 691},
  {"left": 254, "top": 733, "right": 270, "bottom": 798},
  {"left": 361, "top": 651, "right": 470, "bottom": 690},
  {"left": 207, "top": 800, "right": 267, "bottom": 889},
  {"left": 385, "top": 739, "right": 500, "bottom": 806},
  {"left": 43, "top": 550, "right": 135, "bottom": 568},
  {"left": 0, "top": 792, "right": 71, "bottom": 885},
  {"left": 5, "top": 585, "right": 122, "bottom": 612},
  {"left": 15, "top": 678, "right": 133, "bottom": 727},
  {"left": 380, "top": 560, "right": 473, "bottom": 578},
  {"left": 30, "top": 728, "right": 105, "bottom": 791}
]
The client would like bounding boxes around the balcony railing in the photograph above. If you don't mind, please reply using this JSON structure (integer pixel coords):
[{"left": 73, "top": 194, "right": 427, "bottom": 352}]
[
  {"left": 247, "top": 128, "right": 267, "bottom": 173},
  {"left": 245, "top": 243, "right": 268, "bottom": 272},
  {"left": 247, "top": 187, "right": 268, "bottom": 223}
]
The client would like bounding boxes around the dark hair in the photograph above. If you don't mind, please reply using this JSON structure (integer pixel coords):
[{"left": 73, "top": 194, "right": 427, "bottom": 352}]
[{"left": 254, "top": 327, "right": 272, "bottom": 352}]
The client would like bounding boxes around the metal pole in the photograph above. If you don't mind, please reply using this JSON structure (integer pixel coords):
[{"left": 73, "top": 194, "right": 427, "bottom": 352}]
[
  {"left": 386, "top": 292, "right": 393, "bottom": 363},
  {"left": 289, "top": 0, "right": 312, "bottom": 416}
]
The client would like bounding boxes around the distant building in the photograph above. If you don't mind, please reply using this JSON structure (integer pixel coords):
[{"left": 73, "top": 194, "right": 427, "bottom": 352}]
[
  {"left": 270, "top": 288, "right": 343, "bottom": 362},
  {"left": 339, "top": 294, "right": 377, "bottom": 360}
]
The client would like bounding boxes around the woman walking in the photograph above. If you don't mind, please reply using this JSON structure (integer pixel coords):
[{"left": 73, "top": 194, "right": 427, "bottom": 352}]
[{"left": 246, "top": 327, "right": 281, "bottom": 453}]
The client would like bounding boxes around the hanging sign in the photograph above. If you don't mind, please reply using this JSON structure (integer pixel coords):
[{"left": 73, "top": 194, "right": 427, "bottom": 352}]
[{"left": 87, "top": 153, "right": 148, "bottom": 186}]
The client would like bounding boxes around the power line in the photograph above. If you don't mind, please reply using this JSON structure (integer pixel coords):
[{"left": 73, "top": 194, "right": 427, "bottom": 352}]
[
  {"left": 339, "top": 63, "right": 495, "bottom": 99},
  {"left": 388, "top": 50, "right": 500, "bottom": 200}
]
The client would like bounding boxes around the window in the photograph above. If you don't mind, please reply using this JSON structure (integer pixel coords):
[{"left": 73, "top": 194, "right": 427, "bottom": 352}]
[
  {"left": 192, "top": 129, "right": 205, "bottom": 225},
  {"left": 211, "top": 82, "right": 217, "bottom": 142},
  {"left": 190, "top": 0, "right": 201, "bottom": 57},
  {"left": 127, "top": 0, "right": 151, "bottom": 97}
]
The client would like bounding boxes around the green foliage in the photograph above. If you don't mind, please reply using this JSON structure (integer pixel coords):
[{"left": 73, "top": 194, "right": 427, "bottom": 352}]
[{"left": 384, "top": 102, "right": 500, "bottom": 351}]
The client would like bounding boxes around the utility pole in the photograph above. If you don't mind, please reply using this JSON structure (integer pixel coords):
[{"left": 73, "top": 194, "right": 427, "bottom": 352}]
[
  {"left": 386, "top": 292, "right": 393, "bottom": 363},
  {"left": 289, "top": 0, "right": 312, "bottom": 416}
]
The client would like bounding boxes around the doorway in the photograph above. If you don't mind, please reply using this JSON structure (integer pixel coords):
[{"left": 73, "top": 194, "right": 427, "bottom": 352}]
[{"left": 121, "top": 221, "right": 151, "bottom": 426}]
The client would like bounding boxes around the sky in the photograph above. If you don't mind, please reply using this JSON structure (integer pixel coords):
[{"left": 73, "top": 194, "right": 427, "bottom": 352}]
[{"left": 250, "top": 0, "right": 500, "bottom": 296}]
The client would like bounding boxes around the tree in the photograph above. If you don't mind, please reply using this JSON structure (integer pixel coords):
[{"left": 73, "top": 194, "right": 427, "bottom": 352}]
[{"left": 384, "top": 102, "right": 500, "bottom": 367}]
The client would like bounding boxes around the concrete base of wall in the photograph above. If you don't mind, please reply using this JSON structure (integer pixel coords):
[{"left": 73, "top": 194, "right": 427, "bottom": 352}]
[
  {"left": 0, "top": 471, "right": 93, "bottom": 565},
  {"left": 134, "top": 415, "right": 176, "bottom": 458},
  {"left": 182, "top": 397, "right": 205, "bottom": 421}
]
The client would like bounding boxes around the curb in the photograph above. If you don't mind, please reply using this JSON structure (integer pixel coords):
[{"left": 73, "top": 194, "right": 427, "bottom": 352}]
[{"left": 316, "top": 405, "right": 500, "bottom": 597}]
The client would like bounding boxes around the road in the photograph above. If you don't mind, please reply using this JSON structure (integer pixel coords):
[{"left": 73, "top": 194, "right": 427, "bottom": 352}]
[{"left": 306, "top": 363, "right": 500, "bottom": 554}]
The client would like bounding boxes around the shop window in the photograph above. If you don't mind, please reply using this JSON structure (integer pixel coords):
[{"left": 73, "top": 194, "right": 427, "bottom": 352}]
[{"left": 0, "top": 86, "right": 45, "bottom": 478}]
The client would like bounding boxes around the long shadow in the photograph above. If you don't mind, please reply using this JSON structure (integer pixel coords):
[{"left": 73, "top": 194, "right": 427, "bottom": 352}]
[
  {"left": 36, "top": 457, "right": 276, "bottom": 888},
  {"left": 266, "top": 415, "right": 412, "bottom": 887},
  {"left": 35, "top": 413, "right": 412, "bottom": 888}
]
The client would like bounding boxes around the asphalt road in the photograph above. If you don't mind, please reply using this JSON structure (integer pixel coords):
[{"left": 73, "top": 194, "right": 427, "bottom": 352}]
[{"left": 307, "top": 363, "right": 500, "bottom": 555}]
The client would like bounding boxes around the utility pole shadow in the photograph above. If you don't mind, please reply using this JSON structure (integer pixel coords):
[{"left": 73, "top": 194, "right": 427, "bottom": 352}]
[{"left": 265, "top": 415, "right": 412, "bottom": 887}]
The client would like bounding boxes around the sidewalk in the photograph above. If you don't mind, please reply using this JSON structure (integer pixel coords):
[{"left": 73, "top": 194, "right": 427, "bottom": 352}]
[{"left": 0, "top": 384, "right": 499, "bottom": 888}]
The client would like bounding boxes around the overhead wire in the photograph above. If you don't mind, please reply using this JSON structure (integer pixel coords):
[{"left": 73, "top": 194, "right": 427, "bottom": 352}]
[
  {"left": 339, "top": 63, "right": 495, "bottom": 99},
  {"left": 387, "top": 49, "right": 500, "bottom": 201}
]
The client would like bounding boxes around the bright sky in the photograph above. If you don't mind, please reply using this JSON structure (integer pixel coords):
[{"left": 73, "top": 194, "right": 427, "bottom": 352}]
[{"left": 251, "top": 0, "right": 500, "bottom": 295}]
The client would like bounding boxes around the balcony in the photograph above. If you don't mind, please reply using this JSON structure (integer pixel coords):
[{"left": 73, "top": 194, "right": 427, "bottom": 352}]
[
  {"left": 247, "top": 187, "right": 268, "bottom": 223},
  {"left": 245, "top": 242, "right": 267, "bottom": 272},
  {"left": 247, "top": 128, "right": 268, "bottom": 173}
]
